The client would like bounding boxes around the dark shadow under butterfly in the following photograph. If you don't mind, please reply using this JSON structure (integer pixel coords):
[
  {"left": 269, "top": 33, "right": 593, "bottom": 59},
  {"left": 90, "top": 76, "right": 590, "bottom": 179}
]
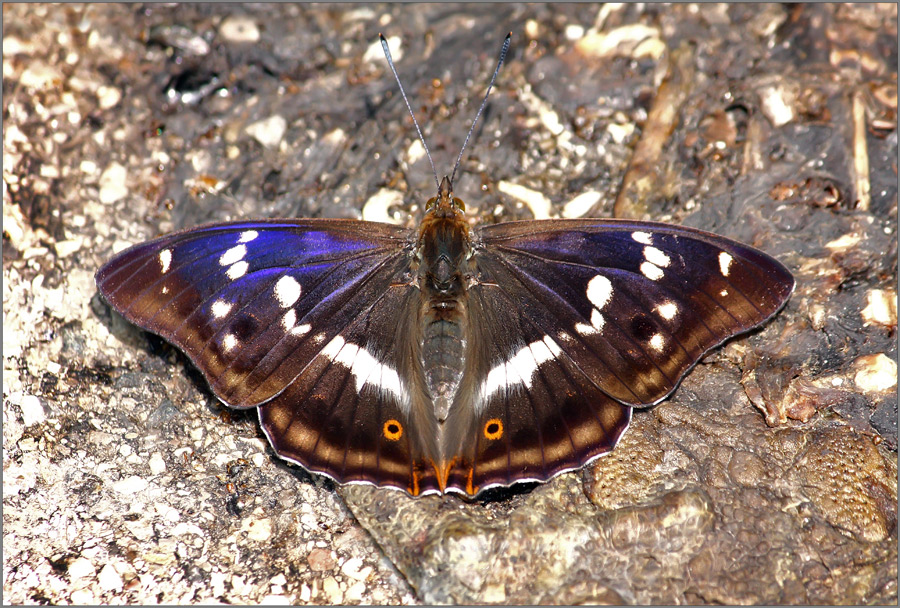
[{"left": 95, "top": 34, "right": 794, "bottom": 497}]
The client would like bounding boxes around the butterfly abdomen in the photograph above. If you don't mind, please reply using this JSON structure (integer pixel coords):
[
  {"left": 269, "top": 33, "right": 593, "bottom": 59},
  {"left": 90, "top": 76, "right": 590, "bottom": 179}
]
[{"left": 417, "top": 188, "right": 473, "bottom": 424}]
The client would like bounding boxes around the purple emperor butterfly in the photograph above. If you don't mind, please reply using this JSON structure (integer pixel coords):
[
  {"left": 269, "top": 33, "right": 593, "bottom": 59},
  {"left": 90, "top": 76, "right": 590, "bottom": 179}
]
[{"left": 96, "top": 35, "right": 794, "bottom": 497}]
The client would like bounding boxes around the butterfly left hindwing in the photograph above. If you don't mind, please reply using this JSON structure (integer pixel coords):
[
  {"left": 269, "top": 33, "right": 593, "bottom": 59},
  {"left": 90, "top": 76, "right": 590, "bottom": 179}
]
[{"left": 97, "top": 220, "right": 438, "bottom": 491}]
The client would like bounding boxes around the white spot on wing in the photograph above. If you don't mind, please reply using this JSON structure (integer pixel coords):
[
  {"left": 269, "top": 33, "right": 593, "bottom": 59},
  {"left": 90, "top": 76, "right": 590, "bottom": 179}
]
[
  {"left": 159, "top": 249, "right": 172, "bottom": 273},
  {"left": 656, "top": 301, "right": 678, "bottom": 321},
  {"left": 322, "top": 335, "right": 345, "bottom": 359},
  {"left": 719, "top": 251, "right": 734, "bottom": 276},
  {"left": 226, "top": 261, "right": 248, "bottom": 280},
  {"left": 320, "top": 336, "right": 405, "bottom": 402},
  {"left": 632, "top": 231, "right": 653, "bottom": 245},
  {"left": 281, "top": 311, "right": 310, "bottom": 336},
  {"left": 575, "top": 308, "right": 606, "bottom": 336},
  {"left": 644, "top": 246, "right": 671, "bottom": 268},
  {"left": 211, "top": 299, "right": 232, "bottom": 318},
  {"left": 222, "top": 333, "right": 238, "bottom": 352},
  {"left": 640, "top": 261, "right": 664, "bottom": 281},
  {"left": 219, "top": 244, "right": 247, "bottom": 267},
  {"left": 274, "top": 275, "right": 302, "bottom": 308},
  {"left": 649, "top": 333, "right": 666, "bottom": 352},
  {"left": 478, "top": 336, "right": 563, "bottom": 407},
  {"left": 238, "top": 230, "right": 259, "bottom": 243},
  {"left": 586, "top": 275, "right": 613, "bottom": 309}
]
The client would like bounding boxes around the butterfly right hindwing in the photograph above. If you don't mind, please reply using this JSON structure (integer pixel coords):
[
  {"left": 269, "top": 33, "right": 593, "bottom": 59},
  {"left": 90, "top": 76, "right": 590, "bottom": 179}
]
[{"left": 442, "top": 277, "right": 633, "bottom": 495}]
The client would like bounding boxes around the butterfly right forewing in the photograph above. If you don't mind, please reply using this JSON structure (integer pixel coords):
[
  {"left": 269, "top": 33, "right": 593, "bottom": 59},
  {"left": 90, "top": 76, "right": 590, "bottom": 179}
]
[{"left": 472, "top": 219, "right": 795, "bottom": 407}]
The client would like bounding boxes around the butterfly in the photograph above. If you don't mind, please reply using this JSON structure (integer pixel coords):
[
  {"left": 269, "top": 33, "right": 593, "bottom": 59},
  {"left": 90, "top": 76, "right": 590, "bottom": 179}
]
[{"left": 95, "top": 34, "right": 794, "bottom": 497}]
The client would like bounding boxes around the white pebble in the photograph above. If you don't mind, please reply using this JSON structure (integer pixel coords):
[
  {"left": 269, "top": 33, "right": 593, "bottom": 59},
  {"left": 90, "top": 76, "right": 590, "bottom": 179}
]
[
  {"left": 345, "top": 580, "right": 366, "bottom": 603},
  {"left": 362, "top": 188, "right": 404, "bottom": 223},
  {"left": 97, "top": 564, "right": 123, "bottom": 592},
  {"left": 853, "top": 354, "right": 897, "bottom": 393},
  {"left": 68, "top": 557, "right": 95, "bottom": 580},
  {"left": 19, "top": 394, "right": 45, "bottom": 427},
  {"left": 562, "top": 191, "right": 601, "bottom": 218},
  {"left": 759, "top": 85, "right": 795, "bottom": 128},
  {"left": 364, "top": 35, "right": 401, "bottom": 63},
  {"left": 113, "top": 475, "right": 148, "bottom": 495},
  {"left": 20, "top": 62, "right": 62, "bottom": 90},
  {"left": 861, "top": 289, "right": 897, "bottom": 328},
  {"left": 498, "top": 181, "right": 552, "bottom": 219},
  {"left": 55, "top": 238, "right": 82, "bottom": 258},
  {"left": 149, "top": 452, "right": 166, "bottom": 475},
  {"left": 340, "top": 557, "right": 372, "bottom": 581},
  {"left": 245, "top": 115, "right": 287, "bottom": 149},
  {"left": 96, "top": 85, "right": 121, "bottom": 109},
  {"left": 243, "top": 517, "right": 272, "bottom": 541},
  {"left": 219, "top": 16, "right": 260, "bottom": 43},
  {"left": 70, "top": 589, "right": 94, "bottom": 604},
  {"left": 98, "top": 162, "right": 128, "bottom": 204},
  {"left": 322, "top": 576, "right": 342, "bottom": 604}
]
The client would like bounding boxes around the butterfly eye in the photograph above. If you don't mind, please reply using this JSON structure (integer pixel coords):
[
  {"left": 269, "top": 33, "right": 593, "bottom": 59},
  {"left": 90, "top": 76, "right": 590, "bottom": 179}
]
[
  {"left": 452, "top": 197, "right": 466, "bottom": 211},
  {"left": 383, "top": 419, "right": 403, "bottom": 441},
  {"left": 483, "top": 418, "right": 503, "bottom": 440},
  {"left": 425, "top": 196, "right": 438, "bottom": 210}
]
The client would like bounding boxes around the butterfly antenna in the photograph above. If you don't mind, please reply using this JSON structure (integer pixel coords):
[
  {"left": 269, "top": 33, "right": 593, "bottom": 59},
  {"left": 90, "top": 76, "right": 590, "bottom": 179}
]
[
  {"left": 380, "top": 34, "right": 440, "bottom": 193},
  {"left": 449, "top": 32, "right": 511, "bottom": 187}
]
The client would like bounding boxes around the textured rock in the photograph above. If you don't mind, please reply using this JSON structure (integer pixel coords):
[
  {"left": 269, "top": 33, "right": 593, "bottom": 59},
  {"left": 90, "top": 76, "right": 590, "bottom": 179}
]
[{"left": 4, "top": 3, "right": 896, "bottom": 605}]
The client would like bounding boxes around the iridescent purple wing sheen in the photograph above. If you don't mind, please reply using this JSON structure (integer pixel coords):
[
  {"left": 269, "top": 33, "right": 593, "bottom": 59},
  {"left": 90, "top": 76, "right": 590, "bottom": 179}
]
[
  {"left": 447, "top": 219, "right": 793, "bottom": 494},
  {"left": 96, "top": 220, "right": 435, "bottom": 491}
]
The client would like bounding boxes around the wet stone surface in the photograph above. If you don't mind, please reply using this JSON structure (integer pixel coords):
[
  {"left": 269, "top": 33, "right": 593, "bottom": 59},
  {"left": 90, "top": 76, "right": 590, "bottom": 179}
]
[{"left": 4, "top": 3, "right": 897, "bottom": 604}]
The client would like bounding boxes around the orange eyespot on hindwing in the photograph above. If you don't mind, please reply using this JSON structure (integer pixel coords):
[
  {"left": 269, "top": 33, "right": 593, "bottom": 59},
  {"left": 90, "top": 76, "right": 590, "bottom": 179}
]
[
  {"left": 383, "top": 419, "right": 403, "bottom": 441},
  {"left": 484, "top": 418, "right": 503, "bottom": 440}
]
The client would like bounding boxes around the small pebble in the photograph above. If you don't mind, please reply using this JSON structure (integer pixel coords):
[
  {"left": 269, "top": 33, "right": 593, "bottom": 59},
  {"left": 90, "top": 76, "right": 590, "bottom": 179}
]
[
  {"left": 98, "top": 564, "right": 123, "bottom": 592},
  {"left": 112, "top": 476, "right": 148, "bottom": 495},
  {"left": 362, "top": 188, "right": 404, "bottom": 223},
  {"left": 98, "top": 162, "right": 128, "bottom": 204},
  {"left": 498, "top": 181, "right": 552, "bottom": 220},
  {"left": 307, "top": 547, "right": 336, "bottom": 571},
  {"left": 562, "top": 191, "right": 601, "bottom": 219},
  {"left": 19, "top": 394, "right": 45, "bottom": 427},
  {"left": 149, "top": 452, "right": 166, "bottom": 475},
  {"left": 67, "top": 557, "right": 95, "bottom": 580},
  {"left": 853, "top": 353, "right": 897, "bottom": 393},
  {"left": 96, "top": 85, "right": 121, "bottom": 109},
  {"left": 244, "top": 517, "right": 272, "bottom": 542},
  {"left": 245, "top": 115, "right": 287, "bottom": 149},
  {"left": 219, "top": 16, "right": 260, "bottom": 43}
]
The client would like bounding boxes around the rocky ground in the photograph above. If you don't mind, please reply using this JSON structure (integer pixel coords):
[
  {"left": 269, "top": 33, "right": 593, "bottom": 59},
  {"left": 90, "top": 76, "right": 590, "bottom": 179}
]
[{"left": 4, "top": 3, "right": 897, "bottom": 604}]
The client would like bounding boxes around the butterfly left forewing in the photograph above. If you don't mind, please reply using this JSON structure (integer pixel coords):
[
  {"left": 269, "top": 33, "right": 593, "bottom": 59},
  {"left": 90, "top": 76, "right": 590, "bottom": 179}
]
[{"left": 96, "top": 220, "right": 414, "bottom": 408}]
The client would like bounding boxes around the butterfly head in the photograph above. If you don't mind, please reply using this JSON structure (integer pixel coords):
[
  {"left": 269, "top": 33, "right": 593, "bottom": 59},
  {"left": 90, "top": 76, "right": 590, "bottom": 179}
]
[{"left": 425, "top": 176, "right": 466, "bottom": 218}]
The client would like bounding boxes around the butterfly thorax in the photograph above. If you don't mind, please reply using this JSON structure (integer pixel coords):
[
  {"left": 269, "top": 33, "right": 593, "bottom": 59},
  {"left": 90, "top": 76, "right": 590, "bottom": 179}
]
[{"left": 416, "top": 177, "right": 472, "bottom": 422}]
